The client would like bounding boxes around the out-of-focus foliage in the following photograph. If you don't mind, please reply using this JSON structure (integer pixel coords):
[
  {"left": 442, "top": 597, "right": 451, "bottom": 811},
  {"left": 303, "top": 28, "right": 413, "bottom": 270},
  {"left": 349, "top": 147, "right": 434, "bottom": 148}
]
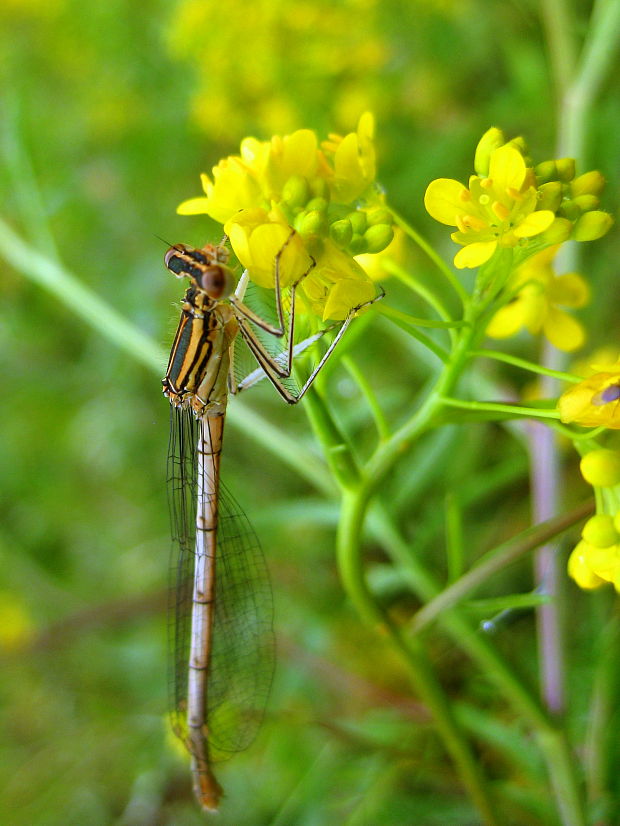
[{"left": 1, "top": 1, "right": 619, "bottom": 824}]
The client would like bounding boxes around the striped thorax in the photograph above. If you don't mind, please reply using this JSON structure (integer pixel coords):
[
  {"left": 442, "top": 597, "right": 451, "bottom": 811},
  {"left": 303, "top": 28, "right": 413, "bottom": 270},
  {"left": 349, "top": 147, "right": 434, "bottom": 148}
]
[{"left": 162, "top": 243, "right": 238, "bottom": 417}]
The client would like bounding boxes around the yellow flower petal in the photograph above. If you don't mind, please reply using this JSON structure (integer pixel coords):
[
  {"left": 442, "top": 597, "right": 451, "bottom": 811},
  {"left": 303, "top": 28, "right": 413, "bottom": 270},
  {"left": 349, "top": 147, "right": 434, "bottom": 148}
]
[
  {"left": 486, "top": 298, "right": 529, "bottom": 339},
  {"left": 424, "top": 178, "right": 469, "bottom": 226},
  {"left": 542, "top": 307, "right": 585, "bottom": 352},
  {"left": 512, "top": 210, "right": 555, "bottom": 238},
  {"left": 454, "top": 241, "right": 497, "bottom": 269},
  {"left": 488, "top": 144, "right": 527, "bottom": 192},
  {"left": 549, "top": 272, "right": 589, "bottom": 308},
  {"left": 322, "top": 277, "right": 376, "bottom": 321},
  {"left": 176, "top": 197, "right": 211, "bottom": 216}
]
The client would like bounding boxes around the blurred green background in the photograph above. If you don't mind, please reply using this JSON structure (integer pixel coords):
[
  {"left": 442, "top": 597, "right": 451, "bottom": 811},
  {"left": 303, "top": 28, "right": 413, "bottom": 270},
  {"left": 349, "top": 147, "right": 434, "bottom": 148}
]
[{"left": 1, "top": 1, "right": 619, "bottom": 824}]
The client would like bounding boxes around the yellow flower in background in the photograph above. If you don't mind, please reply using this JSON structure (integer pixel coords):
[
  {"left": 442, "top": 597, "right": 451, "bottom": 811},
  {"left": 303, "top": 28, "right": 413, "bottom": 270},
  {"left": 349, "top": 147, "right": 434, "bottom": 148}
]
[
  {"left": 425, "top": 139, "right": 555, "bottom": 269},
  {"left": 177, "top": 114, "right": 391, "bottom": 321},
  {"left": 559, "top": 362, "right": 620, "bottom": 428},
  {"left": 0, "top": 592, "right": 35, "bottom": 652},
  {"left": 486, "top": 246, "right": 589, "bottom": 351}
]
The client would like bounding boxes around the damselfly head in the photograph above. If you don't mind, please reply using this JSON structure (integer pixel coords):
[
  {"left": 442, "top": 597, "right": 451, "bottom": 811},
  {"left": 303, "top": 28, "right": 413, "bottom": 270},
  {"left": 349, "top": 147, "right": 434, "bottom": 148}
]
[{"left": 165, "top": 243, "right": 236, "bottom": 299}]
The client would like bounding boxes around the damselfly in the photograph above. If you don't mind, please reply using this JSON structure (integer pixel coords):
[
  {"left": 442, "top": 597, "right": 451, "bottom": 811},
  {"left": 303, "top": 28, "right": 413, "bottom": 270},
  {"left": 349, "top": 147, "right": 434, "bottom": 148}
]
[{"left": 163, "top": 236, "right": 381, "bottom": 810}]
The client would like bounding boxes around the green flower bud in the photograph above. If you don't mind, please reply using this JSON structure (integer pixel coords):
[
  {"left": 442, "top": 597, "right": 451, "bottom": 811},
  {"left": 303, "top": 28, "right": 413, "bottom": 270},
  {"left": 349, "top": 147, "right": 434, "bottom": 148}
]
[
  {"left": 349, "top": 233, "right": 368, "bottom": 255},
  {"left": 329, "top": 218, "right": 353, "bottom": 247},
  {"left": 295, "top": 209, "right": 326, "bottom": 238},
  {"left": 539, "top": 217, "right": 572, "bottom": 244},
  {"left": 474, "top": 127, "right": 505, "bottom": 176},
  {"left": 571, "top": 170, "right": 605, "bottom": 197},
  {"left": 582, "top": 515, "right": 619, "bottom": 548},
  {"left": 537, "top": 182, "right": 563, "bottom": 212},
  {"left": 366, "top": 207, "right": 393, "bottom": 226},
  {"left": 572, "top": 194, "right": 600, "bottom": 212},
  {"left": 572, "top": 211, "right": 614, "bottom": 241},
  {"left": 326, "top": 203, "right": 349, "bottom": 224},
  {"left": 555, "top": 158, "right": 576, "bottom": 182},
  {"left": 559, "top": 201, "right": 581, "bottom": 222},
  {"left": 308, "top": 177, "right": 330, "bottom": 201},
  {"left": 282, "top": 175, "right": 309, "bottom": 209},
  {"left": 535, "top": 161, "right": 557, "bottom": 184},
  {"left": 364, "top": 224, "right": 394, "bottom": 254},
  {"left": 347, "top": 211, "right": 367, "bottom": 235},
  {"left": 613, "top": 511, "right": 620, "bottom": 535},
  {"left": 580, "top": 449, "right": 620, "bottom": 487},
  {"left": 306, "top": 196, "right": 328, "bottom": 213}
]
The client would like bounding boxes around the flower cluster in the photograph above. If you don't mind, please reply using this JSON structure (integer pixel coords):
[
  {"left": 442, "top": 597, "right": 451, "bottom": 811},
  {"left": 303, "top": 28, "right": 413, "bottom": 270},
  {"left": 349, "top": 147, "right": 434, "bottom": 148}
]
[
  {"left": 424, "top": 127, "right": 613, "bottom": 270},
  {"left": 486, "top": 245, "right": 589, "bottom": 351},
  {"left": 568, "top": 449, "right": 620, "bottom": 591},
  {"left": 177, "top": 113, "right": 392, "bottom": 321}
]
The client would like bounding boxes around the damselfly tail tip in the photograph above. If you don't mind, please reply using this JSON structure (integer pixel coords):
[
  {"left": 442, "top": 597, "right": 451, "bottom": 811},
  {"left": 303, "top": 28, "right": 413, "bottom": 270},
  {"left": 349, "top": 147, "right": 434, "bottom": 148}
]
[{"left": 194, "top": 766, "right": 224, "bottom": 812}]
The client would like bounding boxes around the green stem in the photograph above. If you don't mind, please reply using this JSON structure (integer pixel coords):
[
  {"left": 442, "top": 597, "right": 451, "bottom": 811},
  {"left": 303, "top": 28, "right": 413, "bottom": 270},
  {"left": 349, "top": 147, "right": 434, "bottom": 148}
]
[
  {"left": 540, "top": 0, "right": 579, "bottom": 104},
  {"left": 378, "top": 305, "right": 450, "bottom": 363},
  {"left": 306, "top": 388, "right": 500, "bottom": 823},
  {"left": 441, "top": 397, "right": 560, "bottom": 421},
  {"left": 382, "top": 258, "right": 457, "bottom": 346},
  {"left": 557, "top": 0, "right": 620, "bottom": 160},
  {"left": 470, "top": 349, "right": 583, "bottom": 384},
  {"left": 337, "top": 491, "right": 500, "bottom": 825},
  {"left": 389, "top": 207, "right": 469, "bottom": 307},
  {"left": 342, "top": 356, "right": 391, "bottom": 441},
  {"left": 0, "top": 216, "right": 165, "bottom": 372},
  {"left": 584, "top": 609, "right": 620, "bottom": 810}
]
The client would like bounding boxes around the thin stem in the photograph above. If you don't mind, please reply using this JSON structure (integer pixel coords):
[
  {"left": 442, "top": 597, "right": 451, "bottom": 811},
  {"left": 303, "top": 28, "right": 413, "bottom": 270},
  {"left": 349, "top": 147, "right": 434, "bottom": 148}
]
[
  {"left": 389, "top": 207, "right": 469, "bottom": 307},
  {"left": 378, "top": 304, "right": 450, "bottom": 363},
  {"left": 558, "top": 0, "right": 620, "bottom": 159},
  {"left": 540, "top": 0, "right": 579, "bottom": 104},
  {"left": 440, "top": 397, "right": 561, "bottom": 421},
  {"left": 470, "top": 349, "right": 583, "bottom": 383},
  {"left": 0, "top": 216, "right": 165, "bottom": 372},
  {"left": 342, "top": 356, "right": 391, "bottom": 441},
  {"left": 584, "top": 609, "right": 620, "bottom": 809},
  {"left": 382, "top": 258, "right": 457, "bottom": 345}
]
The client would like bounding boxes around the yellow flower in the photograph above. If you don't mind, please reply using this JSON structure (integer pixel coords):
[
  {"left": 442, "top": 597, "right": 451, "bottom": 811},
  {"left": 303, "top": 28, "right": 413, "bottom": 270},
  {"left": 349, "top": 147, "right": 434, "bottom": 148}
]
[
  {"left": 559, "top": 362, "right": 620, "bottom": 428},
  {"left": 425, "top": 140, "right": 555, "bottom": 269},
  {"left": 322, "top": 111, "right": 376, "bottom": 202},
  {"left": 486, "top": 246, "right": 589, "bottom": 351},
  {"left": 225, "top": 207, "right": 314, "bottom": 288},
  {"left": 176, "top": 114, "right": 388, "bottom": 321},
  {"left": 309, "top": 240, "right": 376, "bottom": 321},
  {"left": 177, "top": 157, "right": 262, "bottom": 223}
]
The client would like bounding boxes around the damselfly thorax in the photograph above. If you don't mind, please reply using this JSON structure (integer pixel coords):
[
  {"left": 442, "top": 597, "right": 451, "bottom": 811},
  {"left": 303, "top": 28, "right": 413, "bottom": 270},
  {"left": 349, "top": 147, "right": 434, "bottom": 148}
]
[{"left": 163, "top": 243, "right": 238, "bottom": 417}]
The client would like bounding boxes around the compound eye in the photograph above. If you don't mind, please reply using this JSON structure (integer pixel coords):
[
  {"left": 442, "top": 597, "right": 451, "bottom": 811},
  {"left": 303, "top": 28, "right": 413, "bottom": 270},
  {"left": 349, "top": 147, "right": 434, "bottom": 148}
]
[
  {"left": 200, "top": 265, "right": 236, "bottom": 299},
  {"left": 164, "top": 245, "right": 190, "bottom": 275}
]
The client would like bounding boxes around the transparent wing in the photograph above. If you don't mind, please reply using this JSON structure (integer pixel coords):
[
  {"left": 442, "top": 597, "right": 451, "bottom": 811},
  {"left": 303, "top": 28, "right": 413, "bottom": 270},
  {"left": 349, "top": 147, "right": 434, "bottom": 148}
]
[
  {"left": 167, "top": 406, "right": 275, "bottom": 760},
  {"left": 231, "top": 279, "right": 343, "bottom": 399}
]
